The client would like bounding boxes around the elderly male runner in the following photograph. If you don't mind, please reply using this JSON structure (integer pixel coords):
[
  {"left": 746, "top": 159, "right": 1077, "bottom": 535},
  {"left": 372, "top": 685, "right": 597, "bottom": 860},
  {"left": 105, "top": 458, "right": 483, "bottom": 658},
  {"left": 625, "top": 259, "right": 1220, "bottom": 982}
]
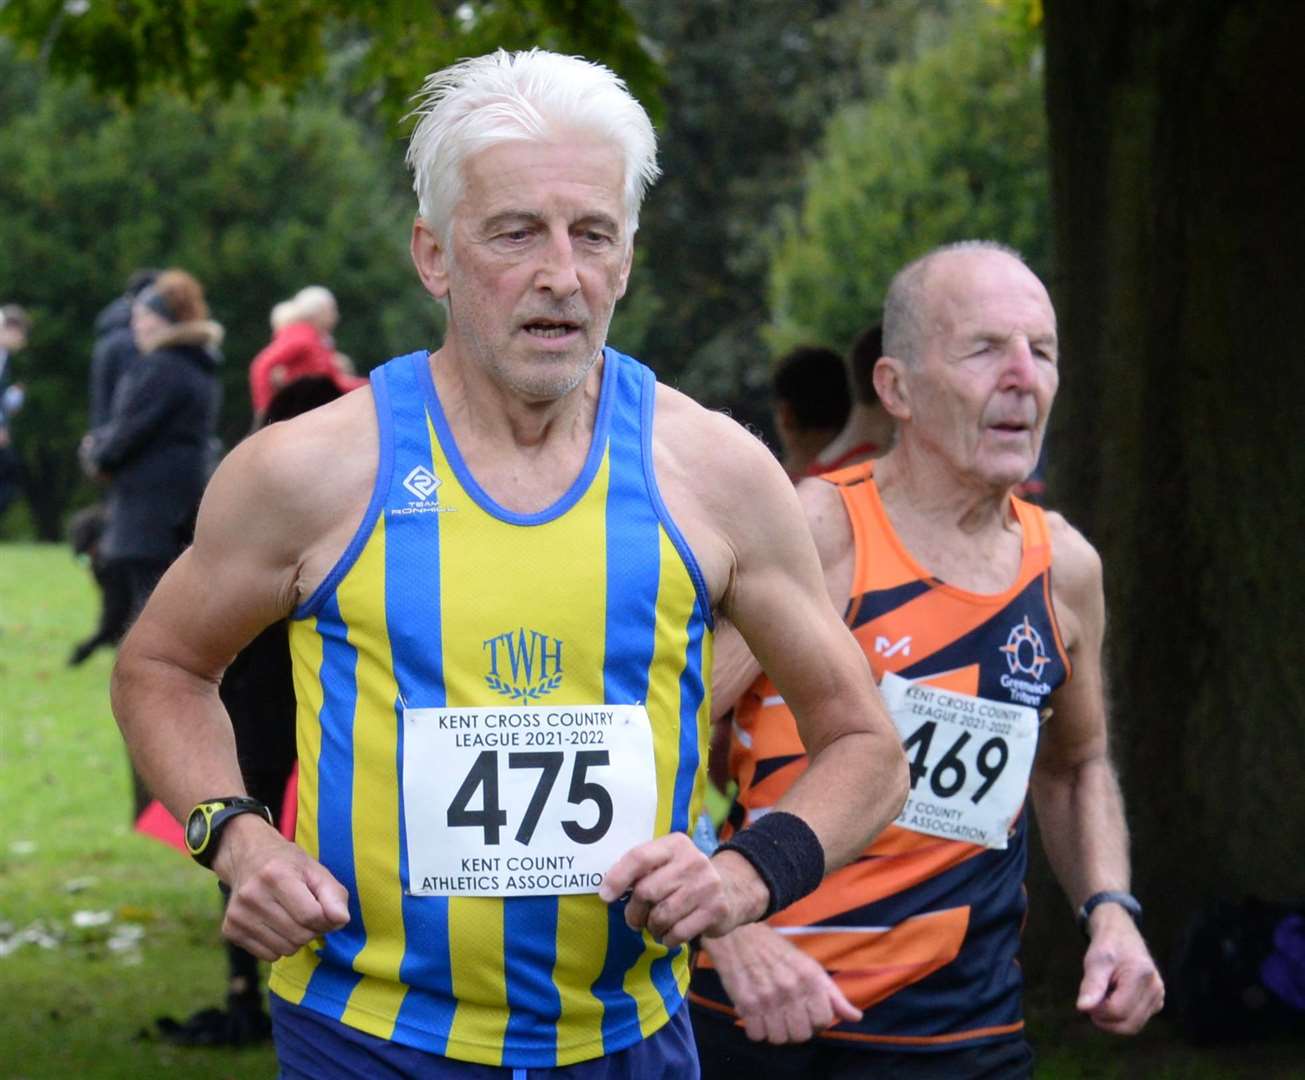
[
  {"left": 690, "top": 242, "right": 1164, "bottom": 1078},
  {"left": 110, "top": 49, "right": 907, "bottom": 1077}
]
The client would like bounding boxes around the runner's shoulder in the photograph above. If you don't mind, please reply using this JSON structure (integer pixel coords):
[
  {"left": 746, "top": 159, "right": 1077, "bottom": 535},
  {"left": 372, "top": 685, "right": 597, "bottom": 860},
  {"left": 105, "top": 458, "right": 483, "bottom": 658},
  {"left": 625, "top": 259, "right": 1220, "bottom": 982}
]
[
  {"left": 203, "top": 389, "right": 377, "bottom": 545},
  {"left": 1044, "top": 510, "right": 1103, "bottom": 611},
  {"left": 651, "top": 382, "right": 788, "bottom": 509}
]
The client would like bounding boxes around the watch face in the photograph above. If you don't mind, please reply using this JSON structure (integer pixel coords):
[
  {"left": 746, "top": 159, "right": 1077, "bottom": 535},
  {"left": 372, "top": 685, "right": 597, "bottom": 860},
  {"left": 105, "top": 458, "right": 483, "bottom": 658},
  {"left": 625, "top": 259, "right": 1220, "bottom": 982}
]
[{"left": 186, "top": 808, "right": 209, "bottom": 853}]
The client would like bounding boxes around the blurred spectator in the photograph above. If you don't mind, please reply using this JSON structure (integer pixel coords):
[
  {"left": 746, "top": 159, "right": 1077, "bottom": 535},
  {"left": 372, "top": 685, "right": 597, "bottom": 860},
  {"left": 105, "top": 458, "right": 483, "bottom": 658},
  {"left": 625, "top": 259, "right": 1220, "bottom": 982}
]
[
  {"left": 770, "top": 344, "right": 850, "bottom": 479},
  {"left": 90, "top": 269, "right": 159, "bottom": 428},
  {"left": 0, "top": 303, "right": 31, "bottom": 518},
  {"left": 153, "top": 373, "right": 343, "bottom": 1048},
  {"left": 79, "top": 269, "right": 222, "bottom": 689},
  {"left": 247, "top": 285, "right": 364, "bottom": 421},
  {"left": 805, "top": 322, "right": 896, "bottom": 475},
  {"left": 65, "top": 502, "right": 136, "bottom": 666}
]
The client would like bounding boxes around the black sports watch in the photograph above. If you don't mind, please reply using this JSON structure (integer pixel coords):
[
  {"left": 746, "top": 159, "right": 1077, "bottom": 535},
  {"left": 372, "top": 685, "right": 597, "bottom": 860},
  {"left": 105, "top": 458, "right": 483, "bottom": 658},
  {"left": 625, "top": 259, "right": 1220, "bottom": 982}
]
[
  {"left": 1076, "top": 890, "right": 1143, "bottom": 938},
  {"left": 185, "top": 797, "right": 274, "bottom": 868}
]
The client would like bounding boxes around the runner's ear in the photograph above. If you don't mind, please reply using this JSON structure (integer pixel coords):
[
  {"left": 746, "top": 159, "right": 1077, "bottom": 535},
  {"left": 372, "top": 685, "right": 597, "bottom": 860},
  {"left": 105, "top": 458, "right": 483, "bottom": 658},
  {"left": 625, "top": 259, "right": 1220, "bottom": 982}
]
[
  {"left": 411, "top": 217, "right": 450, "bottom": 301},
  {"left": 873, "top": 357, "right": 911, "bottom": 421}
]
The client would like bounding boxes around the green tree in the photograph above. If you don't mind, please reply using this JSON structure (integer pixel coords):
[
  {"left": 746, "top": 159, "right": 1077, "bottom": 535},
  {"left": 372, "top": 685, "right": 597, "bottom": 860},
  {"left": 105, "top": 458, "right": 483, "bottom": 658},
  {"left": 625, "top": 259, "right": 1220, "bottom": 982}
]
[
  {"left": 0, "top": 43, "right": 437, "bottom": 538},
  {"left": 766, "top": 3, "right": 1049, "bottom": 354},
  {"left": 611, "top": 0, "right": 959, "bottom": 430},
  {"left": 1031, "top": 0, "right": 1305, "bottom": 984},
  {"left": 0, "top": 0, "right": 661, "bottom": 123}
]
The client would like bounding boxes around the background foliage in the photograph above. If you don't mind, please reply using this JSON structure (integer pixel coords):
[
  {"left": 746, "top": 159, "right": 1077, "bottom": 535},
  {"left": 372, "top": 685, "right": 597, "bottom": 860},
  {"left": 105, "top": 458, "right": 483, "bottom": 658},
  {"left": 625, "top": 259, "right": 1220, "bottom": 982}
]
[
  {"left": 0, "top": 0, "right": 1045, "bottom": 538},
  {"left": 766, "top": 2, "right": 1048, "bottom": 352},
  {"left": 0, "top": 40, "right": 435, "bottom": 537}
]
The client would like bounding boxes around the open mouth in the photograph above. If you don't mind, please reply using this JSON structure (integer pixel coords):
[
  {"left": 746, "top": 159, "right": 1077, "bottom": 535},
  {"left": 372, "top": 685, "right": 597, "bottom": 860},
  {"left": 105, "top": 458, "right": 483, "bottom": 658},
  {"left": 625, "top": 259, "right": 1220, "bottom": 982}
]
[{"left": 523, "top": 319, "right": 580, "bottom": 339}]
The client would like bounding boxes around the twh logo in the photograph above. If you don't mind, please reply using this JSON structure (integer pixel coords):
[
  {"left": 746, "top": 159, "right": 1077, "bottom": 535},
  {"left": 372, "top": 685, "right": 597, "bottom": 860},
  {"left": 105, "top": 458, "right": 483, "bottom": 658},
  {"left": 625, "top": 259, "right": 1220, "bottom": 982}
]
[
  {"left": 483, "top": 628, "right": 564, "bottom": 702},
  {"left": 403, "top": 465, "right": 441, "bottom": 502}
]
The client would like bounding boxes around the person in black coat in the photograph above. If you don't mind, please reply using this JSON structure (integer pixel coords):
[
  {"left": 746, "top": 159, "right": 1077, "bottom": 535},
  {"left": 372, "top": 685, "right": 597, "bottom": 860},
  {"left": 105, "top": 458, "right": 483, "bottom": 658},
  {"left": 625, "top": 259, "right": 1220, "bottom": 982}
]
[
  {"left": 89, "top": 268, "right": 158, "bottom": 428},
  {"left": 81, "top": 268, "right": 223, "bottom": 634},
  {"left": 153, "top": 374, "right": 347, "bottom": 1048}
]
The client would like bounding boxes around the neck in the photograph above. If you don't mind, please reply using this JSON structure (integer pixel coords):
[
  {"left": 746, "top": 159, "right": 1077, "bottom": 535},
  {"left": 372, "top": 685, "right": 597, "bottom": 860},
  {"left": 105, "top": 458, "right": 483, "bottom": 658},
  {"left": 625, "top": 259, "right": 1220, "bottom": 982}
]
[
  {"left": 874, "top": 443, "right": 1015, "bottom": 536},
  {"left": 873, "top": 445, "right": 1024, "bottom": 594},
  {"left": 428, "top": 345, "right": 603, "bottom": 514},
  {"left": 431, "top": 344, "right": 601, "bottom": 449}
]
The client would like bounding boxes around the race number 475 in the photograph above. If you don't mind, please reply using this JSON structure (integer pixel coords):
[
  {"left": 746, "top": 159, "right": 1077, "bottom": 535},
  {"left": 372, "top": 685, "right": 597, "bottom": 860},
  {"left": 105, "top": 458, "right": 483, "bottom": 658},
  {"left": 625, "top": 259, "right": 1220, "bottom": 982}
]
[{"left": 446, "top": 750, "right": 613, "bottom": 846}]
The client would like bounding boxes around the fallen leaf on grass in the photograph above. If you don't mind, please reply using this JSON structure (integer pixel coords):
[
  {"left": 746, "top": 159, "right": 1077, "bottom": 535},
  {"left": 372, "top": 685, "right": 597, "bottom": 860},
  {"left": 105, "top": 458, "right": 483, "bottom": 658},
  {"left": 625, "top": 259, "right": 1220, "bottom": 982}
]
[{"left": 0, "top": 919, "right": 62, "bottom": 956}]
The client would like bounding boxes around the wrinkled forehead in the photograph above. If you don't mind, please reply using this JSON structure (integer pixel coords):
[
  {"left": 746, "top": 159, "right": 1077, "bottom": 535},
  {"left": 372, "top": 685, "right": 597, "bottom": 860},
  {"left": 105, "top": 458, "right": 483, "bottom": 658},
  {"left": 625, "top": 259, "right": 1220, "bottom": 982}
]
[{"left": 925, "top": 252, "right": 1056, "bottom": 342}]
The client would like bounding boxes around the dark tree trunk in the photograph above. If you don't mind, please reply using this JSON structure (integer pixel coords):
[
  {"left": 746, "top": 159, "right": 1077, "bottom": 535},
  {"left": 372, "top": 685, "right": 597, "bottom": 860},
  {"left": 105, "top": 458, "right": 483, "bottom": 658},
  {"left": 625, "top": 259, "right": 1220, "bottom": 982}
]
[{"left": 1029, "top": 0, "right": 1305, "bottom": 987}]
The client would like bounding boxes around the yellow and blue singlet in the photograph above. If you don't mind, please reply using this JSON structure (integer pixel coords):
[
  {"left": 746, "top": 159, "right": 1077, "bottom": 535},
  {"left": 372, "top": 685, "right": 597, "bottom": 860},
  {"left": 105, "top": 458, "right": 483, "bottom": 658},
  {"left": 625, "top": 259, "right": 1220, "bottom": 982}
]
[{"left": 268, "top": 348, "right": 714, "bottom": 1067}]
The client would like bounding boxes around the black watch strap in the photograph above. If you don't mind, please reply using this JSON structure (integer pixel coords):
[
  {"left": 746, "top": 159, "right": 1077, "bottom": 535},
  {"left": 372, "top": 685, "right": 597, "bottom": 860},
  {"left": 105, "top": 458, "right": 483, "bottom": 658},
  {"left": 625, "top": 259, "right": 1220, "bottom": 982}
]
[
  {"left": 1077, "top": 890, "right": 1142, "bottom": 937},
  {"left": 186, "top": 796, "right": 273, "bottom": 868}
]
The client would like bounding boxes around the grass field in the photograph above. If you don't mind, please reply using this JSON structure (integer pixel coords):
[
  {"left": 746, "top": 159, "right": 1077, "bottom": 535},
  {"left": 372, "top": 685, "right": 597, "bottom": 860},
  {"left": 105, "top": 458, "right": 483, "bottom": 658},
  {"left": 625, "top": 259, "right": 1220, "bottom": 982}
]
[
  {"left": 1, "top": 543, "right": 277, "bottom": 1079},
  {"left": 1, "top": 542, "right": 1299, "bottom": 1078}
]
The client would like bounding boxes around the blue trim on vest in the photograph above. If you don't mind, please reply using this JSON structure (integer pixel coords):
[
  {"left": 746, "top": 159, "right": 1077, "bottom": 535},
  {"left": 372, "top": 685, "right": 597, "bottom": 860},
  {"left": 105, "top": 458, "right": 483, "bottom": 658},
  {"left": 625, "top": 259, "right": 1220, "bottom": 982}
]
[
  {"left": 300, "top": 590, "right": 366, "bottom": 1015},
  {"left": 415, "top": 347, "right": 617, "bottom": 526},
  {"left": 630, "top": 358, "right": 715, "bottom": 631},
  {"left": 295, "top": 361, "right": 398, "bottom": 620}
]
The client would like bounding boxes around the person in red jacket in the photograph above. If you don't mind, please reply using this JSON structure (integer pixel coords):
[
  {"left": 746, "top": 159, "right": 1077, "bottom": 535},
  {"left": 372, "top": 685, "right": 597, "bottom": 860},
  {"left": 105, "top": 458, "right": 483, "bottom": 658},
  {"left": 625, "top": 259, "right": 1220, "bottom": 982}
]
[{"left": 247, "top": 286, "right": 365, "bottom": 420}]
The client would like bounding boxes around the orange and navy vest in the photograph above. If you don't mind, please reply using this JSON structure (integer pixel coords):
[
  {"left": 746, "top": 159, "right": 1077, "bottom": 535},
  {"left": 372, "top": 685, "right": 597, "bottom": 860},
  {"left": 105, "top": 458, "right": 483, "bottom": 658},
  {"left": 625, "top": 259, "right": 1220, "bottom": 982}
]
[
  {"left": 691, "top": 460, "right": 1070, "bottom": 1050},
  {"left": 269, "top": 348, "right": 714, "bottom": 1066}
]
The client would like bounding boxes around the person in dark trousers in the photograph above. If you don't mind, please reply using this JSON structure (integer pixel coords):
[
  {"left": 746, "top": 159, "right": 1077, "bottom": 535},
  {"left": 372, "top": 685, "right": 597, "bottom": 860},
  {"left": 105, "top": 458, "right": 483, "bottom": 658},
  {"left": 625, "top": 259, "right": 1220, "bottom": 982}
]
[
  {"left": 80, "top": 268, "right": 223, "bottom": 624},
  {"left": 81, "top": 268, "right": 222, "bottom": 815},
  {"left": 155, "top": 375, "right": 348, "bottom": 1047}
]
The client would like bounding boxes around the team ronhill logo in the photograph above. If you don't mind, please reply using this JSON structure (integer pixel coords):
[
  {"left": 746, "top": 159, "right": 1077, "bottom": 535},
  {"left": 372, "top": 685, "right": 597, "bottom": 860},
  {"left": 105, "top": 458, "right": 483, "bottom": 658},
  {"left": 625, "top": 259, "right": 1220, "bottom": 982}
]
[
  {"left": 483, "top": 628, "right": 564, "bottom": 701},
  {"left": 393, "top": 464, "right": 449, "bottom": 516},
  {"left": 403, "top": 465, "right": 441, "bottom": 502}
]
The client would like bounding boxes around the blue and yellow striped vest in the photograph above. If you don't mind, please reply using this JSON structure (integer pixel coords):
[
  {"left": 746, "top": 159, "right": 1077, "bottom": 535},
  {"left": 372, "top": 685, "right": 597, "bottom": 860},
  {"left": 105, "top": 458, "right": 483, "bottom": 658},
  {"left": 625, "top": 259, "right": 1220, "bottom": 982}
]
[{"left": 268, "top": 348, "right": 714, "bottom": 1067}]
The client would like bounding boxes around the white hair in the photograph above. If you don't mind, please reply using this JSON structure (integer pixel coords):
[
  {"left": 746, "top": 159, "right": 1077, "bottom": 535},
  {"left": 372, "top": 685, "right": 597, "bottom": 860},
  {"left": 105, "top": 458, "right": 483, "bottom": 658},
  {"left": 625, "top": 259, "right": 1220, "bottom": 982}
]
[
  {"left": 293, "top": 285, "right": 337, "bottom": 322},
  {"left": 271, "top": 286, "right": 337, "bottom": 332},
  {"left": 269, "top": 300, "right": 296, "bottom": 332},
  {"left": 405, "top": 48, "right": 660, "bottom": 242}
]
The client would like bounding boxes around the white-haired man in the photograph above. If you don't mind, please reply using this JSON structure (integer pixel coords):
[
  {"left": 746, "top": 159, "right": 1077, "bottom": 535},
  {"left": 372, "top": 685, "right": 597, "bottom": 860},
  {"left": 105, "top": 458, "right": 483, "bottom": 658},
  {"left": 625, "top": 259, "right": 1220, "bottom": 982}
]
[
  {"left": 111, "top": 48, "right": 907, "bottom": 1077},
  {"left": 248, "top": 284, "right": 362, "bottom": 419},
  {"left": 689, "top": 242, "right": 1164, "bottom": 1078}
]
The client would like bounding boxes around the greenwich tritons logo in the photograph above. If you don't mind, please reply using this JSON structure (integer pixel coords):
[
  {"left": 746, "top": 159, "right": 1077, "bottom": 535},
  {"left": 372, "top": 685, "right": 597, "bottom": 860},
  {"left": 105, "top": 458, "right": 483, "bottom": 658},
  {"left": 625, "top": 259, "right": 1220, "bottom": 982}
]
[
  {"left": 483, "top": 628, "right": 564, "bottom": 702},
  {"left": 999, "top": 615, "right": 1052, "bottom": 705}
]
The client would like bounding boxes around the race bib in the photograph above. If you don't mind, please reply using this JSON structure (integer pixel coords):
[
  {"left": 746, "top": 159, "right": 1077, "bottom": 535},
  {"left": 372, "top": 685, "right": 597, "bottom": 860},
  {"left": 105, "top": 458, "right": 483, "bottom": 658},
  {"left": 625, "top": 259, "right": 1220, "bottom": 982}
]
[
  {"left": 879, "top": 672, "right": 1039, "bottom": 850},
  {"left": 402, "top": 704, "right": 657, "bottom": 897}
]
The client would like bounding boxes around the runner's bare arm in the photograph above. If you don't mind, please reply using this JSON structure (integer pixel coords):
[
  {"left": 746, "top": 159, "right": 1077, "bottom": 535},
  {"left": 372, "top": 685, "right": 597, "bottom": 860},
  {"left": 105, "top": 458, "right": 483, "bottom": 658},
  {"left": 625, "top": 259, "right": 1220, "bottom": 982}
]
[
  {"left": 707, "top": 475, "right": 855, "bottom": 723},
  {"left": 111, "top": 398, "right": 374, "bottom": 958},
  {"left": 1031, "top": 515, "right": 1164, "bottom": 1034},
  {"left": 603, "top": 399, "right": 906, "bottom": 946},
  {"left": 698, "top": 473, "right": 868, "bottom": 1039},
  {"left": 721, "top": 456, "right": 900, "bottom": 872}
]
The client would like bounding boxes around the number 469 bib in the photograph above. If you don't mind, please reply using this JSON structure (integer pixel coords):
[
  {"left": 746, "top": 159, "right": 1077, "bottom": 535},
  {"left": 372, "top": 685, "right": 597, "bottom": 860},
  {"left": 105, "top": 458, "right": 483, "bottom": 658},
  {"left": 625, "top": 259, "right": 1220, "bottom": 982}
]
[
  {"left": 402, "top": 704, "right": 657, "bottom": 897},
  {"left": 879, "top": 672, "right": 1039, "bottom": 850}
]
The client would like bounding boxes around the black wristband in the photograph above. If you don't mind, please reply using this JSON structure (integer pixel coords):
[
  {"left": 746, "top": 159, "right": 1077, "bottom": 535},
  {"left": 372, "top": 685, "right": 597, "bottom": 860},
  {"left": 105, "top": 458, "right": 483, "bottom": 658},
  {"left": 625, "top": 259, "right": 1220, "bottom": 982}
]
[
  {"left": 1076, "top": 890, "right": 1143, "bottom": 938},
  {"left": 714, "top": 811, "right": 825, "bottom": 919}
]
